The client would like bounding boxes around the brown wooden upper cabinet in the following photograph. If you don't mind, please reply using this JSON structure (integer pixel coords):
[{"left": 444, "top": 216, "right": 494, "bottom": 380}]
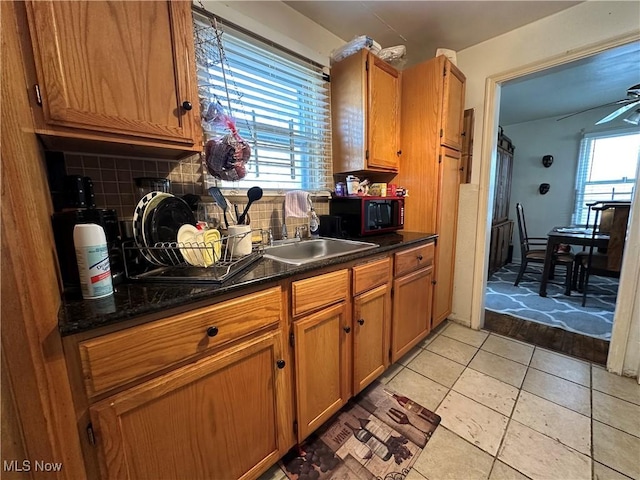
[
  {"left": 24, "top": 1, "right": 202, "bottom": 158},
  {"left": 440, "top": 59, "right": 466, "bottom": 151},
  {"left": 331, "top": 50, "right": 401, "bottom": 173}
]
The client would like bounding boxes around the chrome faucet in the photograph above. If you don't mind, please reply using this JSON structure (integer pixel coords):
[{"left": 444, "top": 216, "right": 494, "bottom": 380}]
[
  {"left": 295, "top": 225, "right": 307, "bottom": 239},
  {"left": 281, "top": 223, "right": 288, "bottom": 240}
]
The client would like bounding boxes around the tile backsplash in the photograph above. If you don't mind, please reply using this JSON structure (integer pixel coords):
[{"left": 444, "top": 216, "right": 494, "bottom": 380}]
[
  {"left": 64, "top": 153, "right": 204, "bottom": 220},
  {"left": 61, "top": 152, "right": 328, "bottom": 239}
]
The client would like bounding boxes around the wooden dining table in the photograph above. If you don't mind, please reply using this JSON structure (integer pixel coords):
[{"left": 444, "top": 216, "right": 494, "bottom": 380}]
[{"left": 538, "top": 226, "right": 610, "bottom": 297}]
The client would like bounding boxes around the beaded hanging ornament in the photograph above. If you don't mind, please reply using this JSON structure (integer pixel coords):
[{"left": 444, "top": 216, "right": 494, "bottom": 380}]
[{"left": 194, "top": 8, "right": 251, "bottom": 181}]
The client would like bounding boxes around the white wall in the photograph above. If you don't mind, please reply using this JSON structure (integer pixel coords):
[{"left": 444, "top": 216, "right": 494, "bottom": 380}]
[
  {"left": 503, "top": 113, "right": 632, "bottom": 263},
  {"left": 450, "top": 1, "right": 640, "bottom": 327},
  {"left": 197, "top": 1, "right": 344, "bottom": 66},
  {"left": 506, "top": 119, "right": 579, "bottom": 251}
]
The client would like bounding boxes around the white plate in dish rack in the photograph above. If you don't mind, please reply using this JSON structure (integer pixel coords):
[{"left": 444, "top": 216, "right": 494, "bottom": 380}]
[{"left": 177, "top": 224, "right": 202, "bottom": 266}]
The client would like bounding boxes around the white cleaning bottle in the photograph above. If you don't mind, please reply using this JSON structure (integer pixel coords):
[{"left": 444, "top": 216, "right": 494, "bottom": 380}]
[
  {"left": 309, "top": 208, "right": 320, "bottom": 237},
  {"left": 73, "top": 224, "right": 113, "bottom": 299}
]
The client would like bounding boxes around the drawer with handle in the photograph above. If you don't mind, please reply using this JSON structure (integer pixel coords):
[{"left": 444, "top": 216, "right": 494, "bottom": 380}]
[
  {"left": 352, "top": 257, "right": 391, "bottom": 295},
  {"left": 292, "top": 269, "right": 349, "bottom": 317},
  {"left": 79, "top": 286, "right": 282, "bottom": 397},
  {"left": 394, "top": 242, "right": 435, "bottom": 277}
]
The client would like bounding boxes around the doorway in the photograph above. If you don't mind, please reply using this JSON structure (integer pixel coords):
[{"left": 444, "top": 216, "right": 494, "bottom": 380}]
[{"left": 469, "top": 36, "right": 640, "bottom": 374}]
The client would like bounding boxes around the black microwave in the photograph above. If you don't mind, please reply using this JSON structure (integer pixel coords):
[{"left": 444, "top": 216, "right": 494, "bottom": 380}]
[{"left": 329, "top": 196, "right": 404, "bottom": 236}]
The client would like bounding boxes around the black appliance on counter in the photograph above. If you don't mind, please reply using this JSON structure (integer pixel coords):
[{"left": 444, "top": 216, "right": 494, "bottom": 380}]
[
  {"left": 318, "top": 215, "right": 348, "bottom": 238},
  {"left": 329, "top": 196, "right": 404, "bottom": 237},
  {"left": 52, "top": 209, "right": 125, "bottom": 290}
]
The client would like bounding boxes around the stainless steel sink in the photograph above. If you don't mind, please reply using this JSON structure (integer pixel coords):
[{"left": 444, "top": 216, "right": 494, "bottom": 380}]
[{"left": 263, "top": 237, "right": 378, "bottom": 265}]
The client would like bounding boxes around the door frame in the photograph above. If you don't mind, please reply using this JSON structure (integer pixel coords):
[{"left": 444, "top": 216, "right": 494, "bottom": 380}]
[{"left": 470, "top": 32, "right": 640, "bottom": 376}]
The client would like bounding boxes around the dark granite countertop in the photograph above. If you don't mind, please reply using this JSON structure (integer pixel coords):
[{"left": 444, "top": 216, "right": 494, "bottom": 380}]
[{"left": 58, "top": 231, "right": 436, "bottom": 336}]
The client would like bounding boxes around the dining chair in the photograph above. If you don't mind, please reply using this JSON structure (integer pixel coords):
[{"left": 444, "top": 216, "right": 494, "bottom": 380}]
[
  {"left": 514, "top": 203, "right": 574, "bottom": 295},
  {"left": 573, "top": 202, "right": 630, "bottom": 306}
]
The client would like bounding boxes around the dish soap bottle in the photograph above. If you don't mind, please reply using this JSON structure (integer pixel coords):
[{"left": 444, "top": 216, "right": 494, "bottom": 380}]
[{"left": 309, "top": 208, "right": 320, "bottom": 237}]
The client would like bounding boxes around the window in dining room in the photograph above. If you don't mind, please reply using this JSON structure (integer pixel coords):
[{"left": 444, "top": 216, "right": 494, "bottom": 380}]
[{"left": 572, "top": 129, "right": 640, "bottom": 225}]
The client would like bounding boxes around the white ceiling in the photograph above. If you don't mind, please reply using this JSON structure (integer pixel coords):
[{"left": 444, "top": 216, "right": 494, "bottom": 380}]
[
  {"left": 284, "top": 1, "right": 582, "bottom": 68},
  {"left": 283, "top": 1, "right": 640, "bottom": 125},
  {"left": 499, "top": 42, "right": 640, "bottom": 125}
]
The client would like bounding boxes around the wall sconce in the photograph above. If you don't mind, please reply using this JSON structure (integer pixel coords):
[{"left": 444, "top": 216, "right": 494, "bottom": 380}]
[
  {"left": 539, "top": 183, "right": 550, "bottom": 195},
  {"left": 542, "top": 155, "right": 554, "bottom": 168}
]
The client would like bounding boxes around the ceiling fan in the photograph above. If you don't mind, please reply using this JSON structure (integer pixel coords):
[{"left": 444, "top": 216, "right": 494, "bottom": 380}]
[{"left": 557, "top": 83, "right": 640, "bottom": 125}]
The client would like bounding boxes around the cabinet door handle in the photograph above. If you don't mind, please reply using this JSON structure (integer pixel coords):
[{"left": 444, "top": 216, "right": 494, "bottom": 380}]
[
  {"left": 181, "top": 101, "right": 193, "bottom": 111},
  {"left": 276, "top": 359, "right": 286, "bottom": 369},
  {"left": 357, "top": 318, "right": 365, "bottom": 326},
  {"left": 396, "top": 150, "right": 402, "bottom": 156},
  {"left": 206, "top": 326, "right": 219, "bottom": 337},
  {"left": 417, "top": 255, "right": 423, "bottom": 261},
  {"left": 343, "top": 326, "right": 351, "bottom": 333}
]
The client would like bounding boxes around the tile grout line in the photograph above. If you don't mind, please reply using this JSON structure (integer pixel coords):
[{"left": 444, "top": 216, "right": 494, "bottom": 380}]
[
  {"left": 592, "top": 417, "right": 640, "bottom": 440},
  {"left": 527, "top": 364, "right": 591, "bottom": 389},
  {"left": 394, "top": 324, "right": 635, "bottom": 480},
  {"left": 413, "top": 331, "right": 637, "bottom": 478},
  {"left": 487, "top": 386, "right": 526, "bottom": 479},
  {"left": 486, "top": 340, "right": 539, "bottom": 480}
]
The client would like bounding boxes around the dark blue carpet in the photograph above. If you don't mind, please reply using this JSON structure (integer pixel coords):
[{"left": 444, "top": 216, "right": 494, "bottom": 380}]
[{"left": 485, "top": 263, "right": 617, "bottom": 340}]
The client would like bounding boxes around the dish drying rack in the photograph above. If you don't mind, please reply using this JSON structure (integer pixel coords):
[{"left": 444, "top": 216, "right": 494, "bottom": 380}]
[{"left": 123, "top": 228, "right": 266, "bottom": 284}]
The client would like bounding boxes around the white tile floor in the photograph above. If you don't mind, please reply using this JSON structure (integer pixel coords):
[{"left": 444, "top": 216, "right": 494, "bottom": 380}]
[{"left": 261, "top": 321, "right": 640, "bottom": 480}]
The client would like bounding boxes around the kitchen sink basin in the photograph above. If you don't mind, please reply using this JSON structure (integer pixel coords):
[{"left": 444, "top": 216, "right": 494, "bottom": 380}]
[{"left": 263, "top": 237, "right": 378, "bottom": 265}]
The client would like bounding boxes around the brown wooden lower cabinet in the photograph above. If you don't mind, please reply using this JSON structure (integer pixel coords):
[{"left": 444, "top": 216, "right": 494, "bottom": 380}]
[
  {"left": 293, "top": 302, "right": 350, "bottom": 441},
  {"left": 89, "top": 331, "right": 289, "bottom": 480},
  {"left": 292, "top": 258, "right": 394, "bottom": 441},
  {"left": 391, "top": 266, "right": 433, "bottom": 362},
  {"left": 69, "top": 242, "right": 436, "bottom": 479},
  {"left": 353, "top": 283, "right": 391, "bottom": 394}
]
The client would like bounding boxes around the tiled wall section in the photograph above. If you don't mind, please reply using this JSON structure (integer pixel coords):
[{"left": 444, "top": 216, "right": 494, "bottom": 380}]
[
  {"left": 64, "top": 153, "right": 204, "bottom": 220},
  {"left": 199, "top": 196, "right": 329, "bottom": 239},
  {"left": 64, "top": 152, "right": 329, "bottom": 239}
]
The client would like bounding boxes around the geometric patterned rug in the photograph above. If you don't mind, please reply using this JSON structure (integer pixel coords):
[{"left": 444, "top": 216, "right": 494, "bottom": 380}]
[
  {"left": 279, "top": 381, "right": 440, "bottom": 480},
  {"left": 485, "top": 263, "right": 618, "bottom": 340}
]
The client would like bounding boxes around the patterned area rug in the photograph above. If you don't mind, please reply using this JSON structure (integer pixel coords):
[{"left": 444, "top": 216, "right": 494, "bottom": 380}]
[
  {"left": 280, "top": 381, "right": 440, "bottom": 480},
  {"left": 486, "top": 263, "right": 618, "bottom": 340}
]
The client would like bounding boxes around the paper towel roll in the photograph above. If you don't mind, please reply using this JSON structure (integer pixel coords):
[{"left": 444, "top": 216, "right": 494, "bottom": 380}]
[{"left": 435, "top": 48, "right": 457, "bottom": 65}]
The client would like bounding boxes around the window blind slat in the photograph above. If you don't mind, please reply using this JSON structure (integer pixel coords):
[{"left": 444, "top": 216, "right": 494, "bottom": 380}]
[
  {"left": 572, "top": 130, "right": 640, "bottom": 225},
  {"left": 193, "top": 11, "right": 332, "bottom": 192},
  {"left": 198, "top": 75, "right": 330, "bottom": 114}
]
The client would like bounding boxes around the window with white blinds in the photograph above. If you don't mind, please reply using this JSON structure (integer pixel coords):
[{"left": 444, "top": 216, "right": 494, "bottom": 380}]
[
  {"left": 572, "top": 128, "right": 640, "bottom": 225},
  {"left": 193, "top": 10, "right": 332, "bottom": 192}
]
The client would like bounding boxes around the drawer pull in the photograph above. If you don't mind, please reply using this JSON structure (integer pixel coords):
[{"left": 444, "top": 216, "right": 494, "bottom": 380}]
[
  {"left": 276, "top": 359, "right": 286, "bottom": 369},
  {"left": 343, "top": 326, "right": 351, "bottom": 334},
  {"left": 181, "top": 100, "right": 193, "bottom": 111},
  {"left": 357, "top": 318, "right": 365, "bottom": 326},
  {"left": 417, "top": 255, "right": 423, "bottom": 261},
  {"left": 206, "top": 326, "right": 219, "bottom": 337}
]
